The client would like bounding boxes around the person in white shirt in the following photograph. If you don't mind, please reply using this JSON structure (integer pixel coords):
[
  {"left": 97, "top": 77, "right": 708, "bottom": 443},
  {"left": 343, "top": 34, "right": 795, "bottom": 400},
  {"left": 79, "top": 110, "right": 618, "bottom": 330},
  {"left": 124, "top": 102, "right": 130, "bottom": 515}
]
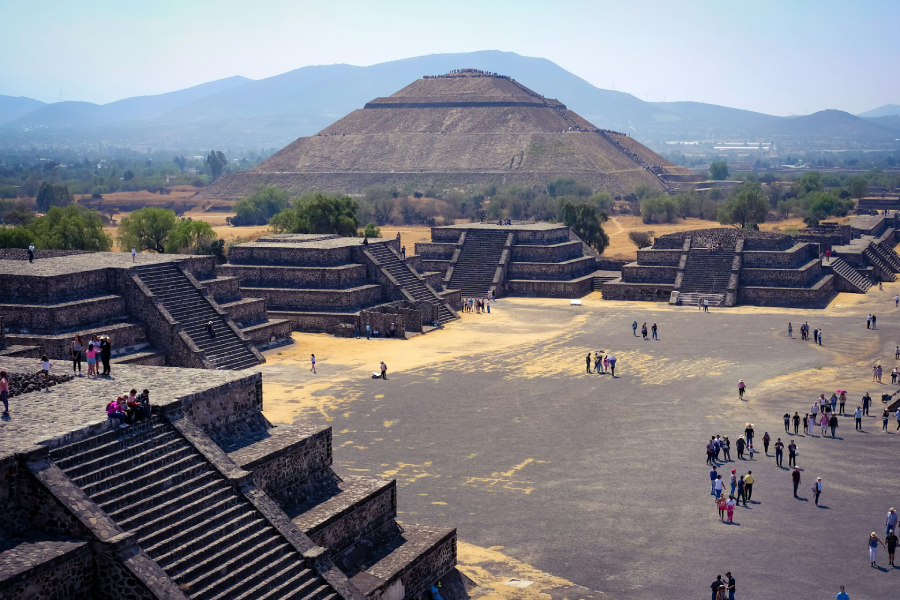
[
  {"left": 855, "top": 406, "right": 863, "bottom": 431},
  {"left": 131, "top": 247, "right": 137, "bottom": 262}
]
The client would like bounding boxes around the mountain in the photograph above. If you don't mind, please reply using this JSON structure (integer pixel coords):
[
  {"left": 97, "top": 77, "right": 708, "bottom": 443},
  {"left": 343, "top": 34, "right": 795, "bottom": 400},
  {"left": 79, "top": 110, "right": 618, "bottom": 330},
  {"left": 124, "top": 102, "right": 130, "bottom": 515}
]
[
  {"left": 858, "top": 104, "right": 900, "bottom": 118},
  {"left": 0, "top": 95, "right": 46, "bottom": 124},
  {"left": 8, "top": 76, "right": 251, "bottom": 127},
  {"left": 775, "top": 109, "right": 898, "bottom": 142}
]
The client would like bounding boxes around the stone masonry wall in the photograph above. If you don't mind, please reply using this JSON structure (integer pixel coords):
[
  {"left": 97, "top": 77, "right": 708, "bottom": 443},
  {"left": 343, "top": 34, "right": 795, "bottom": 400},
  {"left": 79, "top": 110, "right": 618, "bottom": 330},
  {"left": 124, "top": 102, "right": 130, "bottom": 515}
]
[
  {"left": 505, "top": 275, "right": 594, "bottom": 297},
  {"left": 217, "top": 264, "right": 368, "bottom": 288},
  {"left": 507, "top": 256, "right": 596, "bottom": 279},
  {"left": 740, "top": 259, "right": 821, "bottom": 287},
  {"left": 229, "top": 244, "right": 352, "bottom": 266},
  {"left": 244, "top": 285, "right": 384, "bottom": 310},
  {"left": 0, "top": 295, "right": 126, "bottom": 332},
  {"left": 742, "top": 245, "right": 815, "bottom": 268},
  {"left": 621, "top": 264, "right": 678, "bottom": 283},
  {"left": 181, "top": 374, "right": 264, "bottom": 435},
  {"left": 0, "top": 544, "right": 95, "bottom": 600},
  {"left": 635, "top": 249, "right": 682, "bottom": 265},
  {"left": 1, "top": 270, "right": 108, "bottom": 304},
  {"left": 511, "top": 241, "right": 583, "bottom": 262}
]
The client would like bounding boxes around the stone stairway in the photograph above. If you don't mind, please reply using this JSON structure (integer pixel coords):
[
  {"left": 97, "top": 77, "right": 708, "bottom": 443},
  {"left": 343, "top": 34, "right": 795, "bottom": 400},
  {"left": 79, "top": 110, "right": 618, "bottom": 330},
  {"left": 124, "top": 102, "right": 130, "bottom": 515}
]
[
  {"left": 447, "top": 230, "right": 509, "bottom": 297},
  {"left": 134, "top": 263, "right": 261, "bottom": 370},
  {"left": 862, "top": 248, "right": 898, "bottom": 282},
  {"left": 676, "top": 292, "right": 726, "bottom": 307},
  {"left": 592, "top": 273, "right": 618, "bottom": 290},
  {"left": 365, "top": 244, "right": 456, "bottom": 325},
  {"left": 680, "top": 248, "right": 735, "bottom": 295},
  {"left": 830, "top": 258, "right": 872, "bottom": 293},
  {"left": 48, "top": 418, "right": 340, "bottom": 600},
  {"left": 873, "top": 242, "right": 900, "bottom": 273}
]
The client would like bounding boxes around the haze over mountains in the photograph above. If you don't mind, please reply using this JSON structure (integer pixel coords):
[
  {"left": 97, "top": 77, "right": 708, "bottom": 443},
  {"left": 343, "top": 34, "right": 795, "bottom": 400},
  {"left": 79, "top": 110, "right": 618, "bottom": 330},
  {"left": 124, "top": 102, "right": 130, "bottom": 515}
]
[{"left": 1, "top": 50, "right": 898, "bottom": 154}]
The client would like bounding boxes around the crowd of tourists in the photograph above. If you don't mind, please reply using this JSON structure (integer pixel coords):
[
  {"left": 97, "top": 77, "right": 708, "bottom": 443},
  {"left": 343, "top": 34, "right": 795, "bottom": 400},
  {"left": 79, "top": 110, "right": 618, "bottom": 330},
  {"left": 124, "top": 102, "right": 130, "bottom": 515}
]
[
  {"left": 70, "top": 334, "right": 113, "bottom": 377},
  {"left": 105, "top": 389, "right": 152, "bottom": 428},
  {"left": 787, "top": 321, "right": 824, "bottom": 344},
  {"left": 584, "top": 352, "right": 617, "bottom": 376}
]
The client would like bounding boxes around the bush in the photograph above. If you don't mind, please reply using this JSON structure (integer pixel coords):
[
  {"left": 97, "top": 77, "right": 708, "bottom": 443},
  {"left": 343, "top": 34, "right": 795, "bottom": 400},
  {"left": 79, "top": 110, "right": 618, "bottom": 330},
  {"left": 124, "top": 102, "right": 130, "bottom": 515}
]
[
  {"left": 0, "top": 227, "right": 35, "bottom": 248},
  {"left": 270, "top": 192, "right": 359, "bottom": 236},
  {"left": 231, "top": 186, "right": 289, "bottom": 226},
  {"left": 640, "top": 195, "right": 678, "bottom": 223},
  {"left": 361, "top": 222, "right": 382, "bottom": 238},
  {"left": 628, "top": 231, "right": 654, "bottom": 249},
  {"left": 27, "top": 205, "right": 111, "bottom": 251}
]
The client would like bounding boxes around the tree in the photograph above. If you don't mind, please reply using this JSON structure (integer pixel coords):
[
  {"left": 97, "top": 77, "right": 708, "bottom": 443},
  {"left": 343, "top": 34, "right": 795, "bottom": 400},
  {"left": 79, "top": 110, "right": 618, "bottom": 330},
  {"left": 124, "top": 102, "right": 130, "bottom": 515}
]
[
  {"left": 547, "top": 176, "right": 591, "bottom": 198},
  {"left": 26, "top": 205, "right": 111, "bottom": 250},
  {"left": 709, "top": 161, "right": 729, "bottom": 180},
  {"left": 361, "top": 222, "right": 382, "bottom": 238},
  {"left": 231, "top": 186, "right": 289, "bottom": 226},
  {"left": 164, "top": 218, "right": 219, "bottom": 254},
  {"left": 797, "top": 171, "right": 823, "bottom": 194},
  {"left": 0, "top": 227, "right": 35, "bottom": 248},
  {"left": 123, "top": 170, "right": 135, "bottom": 181},
  {"left": 628, "top": 230, "right": 654, "bottom": 249},
  {"left": 270, "top": 192, "right": 359, "bottom": 236},
  {"left": 117, "top": 206, "right": 178, "bottom": 253},
  {"left": 35, "top": 181, "right": 73, "bottom": 212},
  {"left": 206, "top": 150, "right": 227, "bottom": 182},
  {"left": 848, "top": 178, "right": 868, "bottom": 199},
  {"left": 174, "top": 156, "right": 187, "bottom": 171},
  {"left": 560, "top": 201, "right": 609, "bottom": 254},
  {"left": 716, "top": 184, "right": 769, "bottom": 228},
  {"left": 708, "top": 186, "right": 724, "bottom": 201}
]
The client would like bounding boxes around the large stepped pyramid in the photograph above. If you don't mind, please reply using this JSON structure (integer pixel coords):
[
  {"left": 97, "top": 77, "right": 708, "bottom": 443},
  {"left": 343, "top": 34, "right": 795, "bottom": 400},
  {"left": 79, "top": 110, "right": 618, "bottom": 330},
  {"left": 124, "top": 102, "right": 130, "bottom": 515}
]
[
  {"left": 0, "top": 361, "right": 458, "bottom": 600},
  {"left": 196, "top": 70, "right": 672, "bottom": 199}
]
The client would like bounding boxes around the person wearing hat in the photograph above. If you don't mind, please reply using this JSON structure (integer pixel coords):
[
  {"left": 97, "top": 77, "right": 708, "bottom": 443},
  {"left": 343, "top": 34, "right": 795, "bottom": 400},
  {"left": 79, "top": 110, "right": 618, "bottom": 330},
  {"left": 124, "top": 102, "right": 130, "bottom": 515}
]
[
  {"left": 886, "top": 508, "right": 899, "bottom": 537},
  {"left": 868, "top": 532, "right": 885, "bottom": 567},
  {"left": 99, "top": 334, "right": 112, "bottom": 377},
  {"left": 813, "top": 477, "right": 823, "bottom": 505},
  {"left": 886, "top": 528, "right": 899, "bottom": 566}
]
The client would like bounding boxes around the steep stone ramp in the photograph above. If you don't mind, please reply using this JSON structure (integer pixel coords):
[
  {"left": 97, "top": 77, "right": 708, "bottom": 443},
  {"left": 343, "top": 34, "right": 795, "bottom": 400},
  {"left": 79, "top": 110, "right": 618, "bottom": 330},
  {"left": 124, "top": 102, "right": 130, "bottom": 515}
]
[
  {"left": 49, "top": 417, "right": 343, "bottom": 600},
  {"left": 862, "top": 247, "right": 897, "bottom": 282},
  {"left": 134, "top": 263, "right": 261, "bottom": 370},
  {"left": 448, "top": 229, "right": 509, "bottom": 297},
  {"left": 830, "top": 258, "right": 872, "bottom": 293}
]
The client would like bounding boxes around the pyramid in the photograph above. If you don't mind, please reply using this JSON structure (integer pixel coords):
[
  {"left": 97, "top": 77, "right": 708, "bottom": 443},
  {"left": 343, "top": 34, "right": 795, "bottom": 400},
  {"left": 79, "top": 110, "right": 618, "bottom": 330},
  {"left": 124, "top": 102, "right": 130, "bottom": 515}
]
[{"left": 198, "top": 70, "right": 693, "bottom": 201}]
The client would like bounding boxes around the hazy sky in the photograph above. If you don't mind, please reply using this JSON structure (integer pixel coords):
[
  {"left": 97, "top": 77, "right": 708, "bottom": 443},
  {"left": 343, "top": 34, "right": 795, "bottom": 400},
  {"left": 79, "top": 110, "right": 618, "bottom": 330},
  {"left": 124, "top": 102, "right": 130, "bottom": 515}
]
[{"left": 1, "top": 0, "right": 897, "bottom": 115}]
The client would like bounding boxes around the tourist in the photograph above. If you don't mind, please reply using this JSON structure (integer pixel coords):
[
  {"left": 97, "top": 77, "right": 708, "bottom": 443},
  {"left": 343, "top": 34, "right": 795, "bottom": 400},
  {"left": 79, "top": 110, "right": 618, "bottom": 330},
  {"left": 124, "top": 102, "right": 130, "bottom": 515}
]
[
  {"left": 788, "top": 322, "right": 792, "bottom": 338},
  {"left": 486, "top": 297, "right": 490, "bottom": 313},
  {"left": 788, "top": 441, "right": 797, "bottom": 468},
  {"left": 725, "top": 572, "right": 735, "bottom": 600},
  {"left": 855, "top": 406, "right": 863, "bottom": 430},
  {"left": 820, "top": 412, "right": 828, "bottom": 435},
  {"left": 783, "top": 412, "right": 790, "bottom": 433},
  {"left": 125, "top": 389, "right": 141, "bottom": 423},
  {"left": 883, "top": 408, "right": 890, "bottom": 432},
  {"left": 131, "top": 247, "right": 137, "bottom": 262},
  {"left": 836, "top": 585, "right": 849, "bottom": 600},
  {"left": 830, "top": 393, "right": 838, "bottom": 413},
  {"left": 585, "top": 353, "right": 592, "bottom": 373},
  {"left": 106, "top": 396, "right": 126, "bottom": 428},
  {"left": 863, "top": 392, "right": 871, "bottom": 415},
  {"left": 873, "top": 314, "right": 877, "bottom": 329},
  {"left": 737, "top": 476, "right": 747, "bottom": 506},
  {"left": 710, "top": 575, "right": 724, "bottom": 600},
  {"left": 709, "top": 465, "right": 718, "bottom": 494},
  {"left": 717, "top": 493, "right": 727, "bottom": 520},
  {"left": 867, "top": 314, "right": 872, "bottom": 329},
  {"left": 886, "top": 508, "right": 899, "bottom": 537},
  {"left": 735, "top": 436, "right": 745, "bottom": 459},
  {"left": 27, "top": 242, "right": 34, "bottom": 262},
  {"left": 86, "top": 343, "right": 97, "bottom": 378},
  {"left": 839, "top": 390, "right": 847, "bottom": 414},
  {"left": 366, "top": 324, "right": 371, "bottom": 340},
  {"left": 744, "top": 471, "right": 754, "bottom": 500},
  {"left": 893, "top": 367, "right": 898, "bottom": 385},
  {"left": 206, "top": 320, "right": 216, "bottom": 337},
  {"left": 400, "top": 245, "right": 406, "bottom": 258},
  {"left": 868, "top": 532, "right": 885, "bottom": 567},
  {"left": 651, "top": 322, "right": 658, "bottom": 340},
  {"left": 744, "top": 423, "right": 754, "bottom": 447},
  {"left": 807, "top": 413, "right": 815, "bottom": 436},
  {"left": 895, "top": 346, "right": 898, "bottom": 359},
  {"left": 792, "top": 467, "right": 801, "bottom": 497},
  {"left": 380, "top": 360, "right": 387, "bottom": 380},
  {"left": 829, "top": 413, "right": 838, "bottom": 437},
  {"left": 704, "top": 298, "right": 709, "bottom": 312},
  {"left": 818, "top": 329, "right": 823, "bottom": 345},
  {"left": 0, "top": 370, "right": 8, "bottom": 416},
  {"left": 895, "top": 294, "right": 899, "bottom": 307},
  {"left": 813, "top": 477, "right": 823, "bottom": 505},
  {"left": 729, "top": 468, "right": 737, "bottom": 495},
  {"left": 793, "top": 411, "right": 801, "bottom": 434},
  {"left": 738, "top": 379, "right": 745, "bottom": 400},
  {"left": 747, "top": 443, "right": 755, "bottom": 460},
  {"left": 389, "top": 322, "right": 396, "bottom": 338},
  {"left": 310, "top": 354, "right": 316, "bottom": 374},
  {"left": 608, "top": 355, "right": 616, "bottom": 376},
  {"left": 774, "top": 438, "right": 784, "bottom": 467},
  {"left": 71, "top": 335, "right": 84, "bottom": 376},
  {"left": 37, "top": 355, "right": 52, "bottom": 391},
  {"left": 872, "top": 365, "right": 878, "bottom": 382},
  {"left": 100, "top": 335, "right": 111, "bottom": 377},
  {"left": 721, "top": 436, "right": 731, "bottom": 461},
  {"left": 887, "top": 529, "right": 898, "bottom": 566},
  {"left": 138, "top": 389, "right": 151, "bottom": 420},
  {"left": 714, "top": 474, "right": 723, "bottom": 499},
  {"left": 725, "top": 495, "right": 735, "bottom": 523},
  {"left": 698, "top": 298, "right": 703, "bottom": 311},
  {"left": 895, "top": 407, "right": 900, "bottom": 431},
  {"left": 632, "top": 320, "right": 638, "bottom": 336},
  {"left": 362, "top": 236, "right": 369, "bottom": 245},
  {"left": 641, "top": 323, "right": 648, "bottom": 339},
  {"left": 762, "top": 432, "right": 770, "bottom": 454}
]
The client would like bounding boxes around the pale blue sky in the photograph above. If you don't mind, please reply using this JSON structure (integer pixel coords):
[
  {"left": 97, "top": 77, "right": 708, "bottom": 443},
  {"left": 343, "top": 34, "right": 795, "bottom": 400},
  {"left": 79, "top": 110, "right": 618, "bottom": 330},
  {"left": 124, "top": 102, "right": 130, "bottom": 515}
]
[{"left": 1, "top": 0, "right": 897, "bottom": 115}]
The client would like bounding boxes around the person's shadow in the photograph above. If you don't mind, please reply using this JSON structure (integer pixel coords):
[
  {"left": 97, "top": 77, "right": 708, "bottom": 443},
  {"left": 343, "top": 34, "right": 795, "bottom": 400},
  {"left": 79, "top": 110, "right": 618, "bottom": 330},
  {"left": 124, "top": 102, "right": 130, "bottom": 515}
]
[
  {"left": 795, "top": 496, "right": 809, "bottom": 502},
  {"left": 874, "top": 564, "right": 889, "bottom": 572},
  {"left": 816, "top": 504, "right": 831, "bottom": 509}
]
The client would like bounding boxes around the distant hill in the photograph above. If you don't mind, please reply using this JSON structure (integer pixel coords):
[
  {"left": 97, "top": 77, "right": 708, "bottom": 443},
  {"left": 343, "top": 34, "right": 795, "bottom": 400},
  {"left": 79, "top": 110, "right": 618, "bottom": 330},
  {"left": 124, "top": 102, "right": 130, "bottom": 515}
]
[
  {"left": 858, "top": 104, "right": 900, "bottom": 118},
  {"left": 0, "top": 95, "right": 46, "bottom": 124},
  {"left": 1, "top": 51, "right": 897, "bottom": 153}
]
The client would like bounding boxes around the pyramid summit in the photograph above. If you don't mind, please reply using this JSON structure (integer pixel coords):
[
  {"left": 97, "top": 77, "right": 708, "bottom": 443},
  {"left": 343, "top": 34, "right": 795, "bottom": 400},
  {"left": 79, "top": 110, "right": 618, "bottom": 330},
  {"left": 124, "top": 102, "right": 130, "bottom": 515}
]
[{"left": 198, "top": 69, "right": 695, "bottom": 200}]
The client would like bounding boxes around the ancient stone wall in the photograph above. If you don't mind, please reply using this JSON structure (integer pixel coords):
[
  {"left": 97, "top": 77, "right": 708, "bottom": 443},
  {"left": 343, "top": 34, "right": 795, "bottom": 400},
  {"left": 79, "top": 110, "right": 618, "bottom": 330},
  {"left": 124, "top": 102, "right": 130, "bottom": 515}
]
[
  {"left": 236, "top": 428, "right": 333, "bottom": 495},
  {"left": 429, "top": 229, "right": 462, "bottom": 244},
  {"left": 620, "top": 264, "right": 678, "bottom": 283},
  {"left": 415, "top": 242, "right": 457, "bottom": 259},
  {"left": 419, "top": 259, "right": 451, "bottom": 274},
  {"left": 739, "top": 276, "right": 835, "bottom": 306},
  {"left": 0, "top": 543, "right": 95, "bottom": 600},
  {"left": 1, "top": 296, "right": 126, "bottom": 332},
  {"left": 2, "top": 270, "right": 108, "bottom": 304},
  {"left": 307, "top": 483, "right": 396, "bottom": 554},
  {"left": 740, "top": 260, "right": 822, "bottom": 287},
  {"left": 199, "top": 276, "right": 241, "bottom": 302},
  {"left": 511, "top": 241, "right": 583, "bottom": 262},
  {"left": 505, "top": 275, "right": 594, "bottom": 297},
  {"left": 359, "top": 311, "right": 406, "bottom": 338},
  {"left": 635, "top": 249, "right": 682, "bottom": 265},
  {"left": 600, "top": 280, "right": 674, "bottom": 301},
  {"left": 217, "top": 264, "right": 368, "bottom": 288},
  {"left": 507, "top": 256, "right": 596, "bottom": 279},
  {"left": 180, "top": 374, "right": 264, "bottom": 434},
  {"left": 397, "top": 529, "right": 458, "bottom": 600},
  {"left": 229, "top": 244, "right": 352, "bottom": 266},
  {"left": 742, "top": 245, "right": 816, "bottom": 268},
  {"left": 248, "top": 285, "right": 384, "bottom": 310},
  {"left": 221, "top": 298, "right": 268, "bottom": 326},
  {"left": 270, "top": 311, "right": 358, "bottom": 333}
]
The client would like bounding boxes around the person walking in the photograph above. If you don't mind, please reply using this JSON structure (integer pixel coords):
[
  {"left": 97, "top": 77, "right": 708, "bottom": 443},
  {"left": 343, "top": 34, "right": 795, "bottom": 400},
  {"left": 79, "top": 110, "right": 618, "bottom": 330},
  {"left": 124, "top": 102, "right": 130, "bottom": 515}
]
[
  {"left": 721, "top": 436, "right": 731, "bottom": 461},
  {"left": 39, "top": 355, "right": 52, "bottom": 391},
  {"left": 744, "top": 423, "right": 754, "bottom": 447},
  {"left": 762, "top": 432, "right": 770, "bottom": 454},
  {"left": 896, "top": 346, "right": 900, "bottom": 360},
  {"left": 71, "top": 335, "right": 84, "bottom": 376},
  {"left": 887, "top": 529, "right": 898, "bottom": 566},
  {"left": 837, "top": 585, "right": 849, "bottom": 600},
  {"left": 0, "top": 370, "right": 8, "bottom": 416},
  {"left": 710, "top": 575, "right": 724, "bottom": 600},
  {"left": 717, "top": 494, "right": 727, "bottom": 521},
  {"left": 726, "top": 495, "right": 735, "bottom": 523},
  {"left": 608, "top": 356, "right": 616, "bottom": 377},
  {"left": 863, "top": 392, "right": 871, "bottom": 416},
  {"left": 729, "top": 469, "right": 737, "bottom": 496},
  {"left": 818, "top": 329, "right": 823, "bottom": 345},
  {"left": 632, "top": 320, "right": 638, "bottom": 336},
  {"left": 820, "top": 412, "right": 829, "bottom": 436},
  {"left": 27, "top": 243, "right": 35, "bottom": 263},
  {"left": 793, "top": 411, "right": 801, "bottom": 434},
  {"left": 788, "top": 441, "right": 797, "bottom": 468},
  {"left": 704, "top": 298, "right": 709, "bottom": 312},
  {"left": 774, "top": 438, "right": 784, "bottom": 467},
  {"left": 709, "top": 465, "right": 718, "bottom": 495},
  {"left": 895, "top": 407, "right": 900, "bottom": 431},
  {"left": 714, "top": 474, "right": 724, "bottom": 500},
  {"left": 783, "top": 412, "right": 790, "bottom": 433},
  {"left": 883, "top": 408, "right": 890, "bottom": 432},
  {"left": 379, "top": 360, "right": 387, "bottom": 380},
  {"left": 737, "top": 476, "right": 747, "bottom": 506},
  {"left": 131, "top": 247, "right": 137, "bottom": 262},
  {"left": 806, "top": 413, "right": 814, "bottom": 435},
  {"left": 839, "top": 391, "right": 846, "bottom": 414},
  {"left": 813, "top": 477, "right": 823, "bottom": 506},
  {"left": 366, "top": 324, "right": 371, "bottom": 340},
  {"left": 310, "top": 354, "right": 316, "bottom": 374},
  {"left": 869, "top": 532, "right": 885, "bottom": 567},
  {"left": 744, "top": 471, "right": 754, "bottom": 501},
  {"left": 99, "top": 334, "right": 111, "bottom": 377},
  {"left": 651, "top": 323, "right": 658, "bottom": 340},
  {"left": 829, "top": 413, "right": 838, "bottom": 437},
  {"left": 867, "top": 314, "right": 872, "bottom": 329},
  {"left": 738, "top": 380, "right": 745, "bottom": 400},
  {"left": 830, "top": 393, "right": 838, "bottom": 414},
  {"left": 641, "top": 323, "right": 648, "bottom": 340},
  {"left": 586, "top": 353, "right": 592, "bottom": 374},
  {"left": 886, "top": 508, "right": 899, "bottom": 537},
  {"left": 792, "top": 467, "right": 801, "bottom": 497},
  {"left": 895, "top": 294, "right": 899, "bottom": 307},
  {"left": 725, "top": 572, "right": 735, "bottom": 600},
  {"left": 735, "top": 436, "right": 745, "bottom": 459},
  {"left": 872, "top": 314, "right": 877, "bottom": 329},
  {"left": 855, "top": 406, "right": 863, "bottom": 431},
  {"left": 788, "top": 322, "right": 793, "bottom": 338}
]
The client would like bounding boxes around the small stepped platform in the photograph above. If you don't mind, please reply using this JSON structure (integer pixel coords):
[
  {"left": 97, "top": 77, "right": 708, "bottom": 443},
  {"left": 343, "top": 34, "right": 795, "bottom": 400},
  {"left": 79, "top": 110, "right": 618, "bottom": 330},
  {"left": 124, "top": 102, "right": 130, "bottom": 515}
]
[
  {"left": 365, "top": 243, "right": 456, "bottom": 324},
  {"left": 134, "top": 263, "right": 261, "bottom": 370},
  {"left": 830, "top": 257, "right": 872, "bottom": 293}
]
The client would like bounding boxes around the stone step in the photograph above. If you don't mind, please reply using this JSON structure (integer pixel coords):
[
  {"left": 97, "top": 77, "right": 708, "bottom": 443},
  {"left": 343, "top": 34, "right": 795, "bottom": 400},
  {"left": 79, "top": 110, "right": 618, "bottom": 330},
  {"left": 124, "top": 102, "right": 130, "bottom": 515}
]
[
  {"left": 115, "top": 478, "right": 231, "bottom": 532},
  {"left": 254, "top": 568, "right": 322, "bottom": 600},
  {"left": 169, "top": 523, "right": 284, "bottom": 583},
  {"left": 144, "top": 502, "right": 259, "bottom": 559},
  {"left": 159, "top": 518, "right": 271, "bottom": 572},
  {"left": 138, "top": 494, "right": 243, "bottom": 550},
  {"left": 66, "top": 437, "right": 189, "bottom": 483},
  {"left": 101, "top": 469, "right": 219, "bottom": 517},
  {"left": 51, "top": 419, "right": 168, "bottom": 467},
  {"left": 93, "top": 459, "right": 211, "bottom": 508},
  {"left": 190, "top": 542, "right": 295, "bottom": 600},
  {"left": 87, "top": 453, "right": 206, "bottom": 502}
]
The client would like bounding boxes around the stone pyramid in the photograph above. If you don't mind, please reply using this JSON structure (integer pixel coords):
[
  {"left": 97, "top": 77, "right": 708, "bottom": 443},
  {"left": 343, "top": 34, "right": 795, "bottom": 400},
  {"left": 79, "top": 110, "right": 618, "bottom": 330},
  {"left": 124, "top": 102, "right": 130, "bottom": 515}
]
[{"left": 198, "top": 70, "right": 691, "bottom": 200}]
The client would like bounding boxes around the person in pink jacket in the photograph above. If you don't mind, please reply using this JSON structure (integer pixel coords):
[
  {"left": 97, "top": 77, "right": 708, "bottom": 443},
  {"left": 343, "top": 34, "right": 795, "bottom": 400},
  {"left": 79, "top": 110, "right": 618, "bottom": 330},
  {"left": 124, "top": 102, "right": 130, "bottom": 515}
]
[{"left": 820, "top": 412, "right": 829, "bottom": 435}]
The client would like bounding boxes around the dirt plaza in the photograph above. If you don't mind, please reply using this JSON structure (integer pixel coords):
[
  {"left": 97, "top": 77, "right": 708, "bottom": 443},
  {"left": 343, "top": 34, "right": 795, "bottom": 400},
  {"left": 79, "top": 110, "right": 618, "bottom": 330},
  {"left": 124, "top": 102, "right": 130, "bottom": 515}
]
[{"left": 259, "top": 287, "right": 900, "bottom": 600}]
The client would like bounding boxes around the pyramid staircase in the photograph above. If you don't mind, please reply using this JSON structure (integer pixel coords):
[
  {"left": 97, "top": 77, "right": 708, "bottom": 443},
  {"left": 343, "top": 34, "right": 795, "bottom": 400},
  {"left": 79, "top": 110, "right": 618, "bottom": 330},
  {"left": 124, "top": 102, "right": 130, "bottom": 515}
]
[
  {"left": 48, "top": 418, "right": 341, "bottom": 600},
  {"left": 447, "top": 230, "right": 509, "bottom": 297},
  {"left": 862, "top": 247, "right": 897, "bottom": 282},
  {"left": 830, "top": 257, "right": 872, "bottom": 293},
  {"left": 676, "top": 247, "right": 735, "bottom": 307},
  {"left": 592, "top": 273, "right": 618, "bottom": 291},
  {"left": 873, "top": 241, "right": 900, "bottom": 273},
  {"left": 134, "top": 263, "right": 261, "bottom": 370},
  {"left": 364, "top": 244, "right": 456, "bottom": 325}
]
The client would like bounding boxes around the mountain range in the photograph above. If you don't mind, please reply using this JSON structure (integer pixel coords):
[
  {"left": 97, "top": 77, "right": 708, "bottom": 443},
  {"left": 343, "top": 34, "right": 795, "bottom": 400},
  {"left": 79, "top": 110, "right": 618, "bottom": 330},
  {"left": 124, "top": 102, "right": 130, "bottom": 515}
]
[{"left": 1, "top": 50, "right": 898, "bottom": 154}]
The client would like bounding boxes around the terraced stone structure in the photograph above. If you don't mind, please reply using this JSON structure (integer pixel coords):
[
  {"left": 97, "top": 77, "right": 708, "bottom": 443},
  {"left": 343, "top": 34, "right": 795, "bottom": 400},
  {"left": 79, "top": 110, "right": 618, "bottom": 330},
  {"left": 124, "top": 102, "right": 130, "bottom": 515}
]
[
  {"left": 0, "top": 359, "right": 458, "bottom": 600},
  {"left": 603, "top": 228, "right": 845, "bottom": 307},
  {"left": 217, "top": 234, "right": 458, "bottom": 335},
  {"left": 0, "top": 252, "right": 290, "bottom": 370},
  {"left": 195, "top": 70, "right": 696, "bottom": 200},
  {"left": 416, "top": 223, "right": 605, "bottom": 298}
]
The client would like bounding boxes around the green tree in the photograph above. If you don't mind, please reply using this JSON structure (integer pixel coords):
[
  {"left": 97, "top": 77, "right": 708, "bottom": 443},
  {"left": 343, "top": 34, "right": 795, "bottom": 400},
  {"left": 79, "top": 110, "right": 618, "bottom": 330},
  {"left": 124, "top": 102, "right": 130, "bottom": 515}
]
[
  {"left": 0, "top": 184, "right": 16, "bottom": 199},
  {"left": 27, "top": 205, "right": 111, "bottom": 250},
  {"left": 640, "top": 195, "right": 678, "bottom": 223},
  {"left": 0, "top": 227, "right": 35, "bottom": 248},
  {"left": 35, "top": 181, "right": 73, "bottom": 212},
  {"left": 361, "top": 222, "right": 382, "bottom": 238},
  {"left": 270, "top": 192, "right": 359, "bottom": 236},
  {"left": 709, "top": 161, "right": 729, "bottom": 180},
  {"left": 206, "top": 150, "right": 227, "bottom": 182},
  {"left": 560, "top": 201, "right": 609, "bottom": 254},
  {"left": 117, "top": 206, "right": 178, "bottom": 253},
  {"left": 848, "top": 178, "right": 868, "bottom": 199},
  {"left": 628, "top": 230, "right": 654, "bottom": 249},
  {"left": 547, "top": 176, "right": 591, "bottom": 197},
  {"left": 797, "top": 171, "right": 823, "bottom": 194},
  {"left": 231, "top": 186, "right": 289, "bottom": 226},
  {"left": 165, "top": 218, "right": 219, "bottom": 254},
  {"left": 716, "top": 184, "right": 769, "bottom": 228},
  {"left": 708, "top": 186, "right": 724, "bottom": 201}
]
